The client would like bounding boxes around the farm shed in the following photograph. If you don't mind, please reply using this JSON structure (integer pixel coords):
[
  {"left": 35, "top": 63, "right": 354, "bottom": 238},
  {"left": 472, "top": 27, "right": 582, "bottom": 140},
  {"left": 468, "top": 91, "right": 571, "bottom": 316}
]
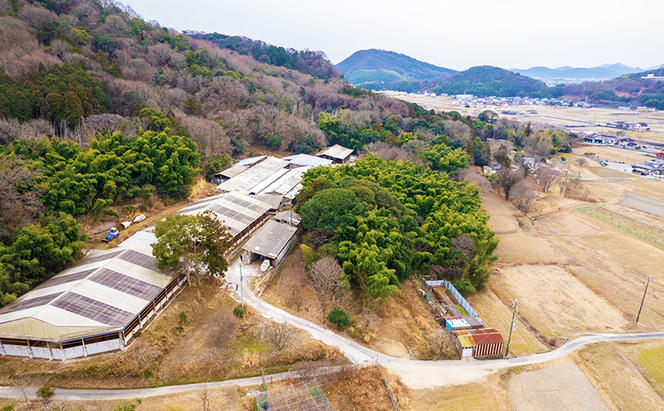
[
  {"left": 242, "top": 220, "right": 298, "bottom": 268},
  {"left": 176, "top": 192, "right": 272, "bottom": 253},
  {"left": 216, "top": 156, "right": 288, "bottom": 193},
  {"left": 445, "top": 316, "right": 485, "bottom": 331},
  {"left": 453, "top": 328, "right": 504, "bottom": 359},
  {"left": 282, "top": 153, "right": 333, "bottom": 168},
  {"left": 0, "top": 245, "right": 185, "bottom": 360},
  {"left": 274, "top": 210, "right": 301, "bottom": 226},
  {"left": 317, "top": 144, "right": 354, "bottom": 164}
]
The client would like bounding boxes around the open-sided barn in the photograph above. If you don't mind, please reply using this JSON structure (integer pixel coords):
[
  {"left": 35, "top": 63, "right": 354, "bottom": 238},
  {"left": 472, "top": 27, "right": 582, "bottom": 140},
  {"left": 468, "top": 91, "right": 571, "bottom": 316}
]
[{"left": 0, "top": 245, "right": 185, "bottom": 360}]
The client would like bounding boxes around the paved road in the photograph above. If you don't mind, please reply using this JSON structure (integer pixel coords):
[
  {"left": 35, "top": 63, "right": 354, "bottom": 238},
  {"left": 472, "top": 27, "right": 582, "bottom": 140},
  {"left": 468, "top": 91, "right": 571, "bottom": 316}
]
[{"left": 1, "top": 260, "right": 662, "bottom": 399}]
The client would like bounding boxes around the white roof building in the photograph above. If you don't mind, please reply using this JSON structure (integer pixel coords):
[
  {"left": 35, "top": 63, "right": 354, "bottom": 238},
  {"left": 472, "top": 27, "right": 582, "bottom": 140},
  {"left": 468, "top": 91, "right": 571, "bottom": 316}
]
[
  {"left": 317, "top": 144, "right": 354, "bottom": 163},
  {"left": 0, "top": 241, "right": 186, "bottom": 360}
]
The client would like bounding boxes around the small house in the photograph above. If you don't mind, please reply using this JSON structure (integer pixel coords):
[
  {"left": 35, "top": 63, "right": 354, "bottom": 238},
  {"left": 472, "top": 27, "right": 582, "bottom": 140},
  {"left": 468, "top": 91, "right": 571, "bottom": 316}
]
[{"left": 317, "top": 144, "right": 354, "bottom": 164}]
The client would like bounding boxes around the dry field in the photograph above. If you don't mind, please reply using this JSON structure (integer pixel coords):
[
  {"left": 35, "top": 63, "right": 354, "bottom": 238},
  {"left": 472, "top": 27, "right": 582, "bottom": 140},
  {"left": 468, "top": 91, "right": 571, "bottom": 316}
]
[
  {"left": 392, "top": 93, "right": 664, "bottom": 143},
  {"left": 475, "top": 153, "right": 664, "bottom": 350},
  {"left": 508, "top": 363, "right": 608, "bottom": 411}
]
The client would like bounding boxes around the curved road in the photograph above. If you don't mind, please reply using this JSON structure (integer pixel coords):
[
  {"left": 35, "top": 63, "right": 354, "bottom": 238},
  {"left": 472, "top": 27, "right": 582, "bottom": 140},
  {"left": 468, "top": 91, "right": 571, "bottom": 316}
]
[{"left": 1, "top": 260, "right": 662, "bottom": 400}]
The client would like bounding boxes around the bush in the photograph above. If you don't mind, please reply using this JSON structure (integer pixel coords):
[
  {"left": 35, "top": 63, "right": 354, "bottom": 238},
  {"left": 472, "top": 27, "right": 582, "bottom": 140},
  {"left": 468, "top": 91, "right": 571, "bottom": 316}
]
[
  {"left": 36, "top": 385, "right": 54, "bottom": 400},
  {"left": 453, "top": 278, "right": 476, "bottom": 295},
  {"left": 327, "top": 306, "right": 351, "bottom": 330},
  {"left": 233, "top": 305, "right": 247, "bottom": 318}
]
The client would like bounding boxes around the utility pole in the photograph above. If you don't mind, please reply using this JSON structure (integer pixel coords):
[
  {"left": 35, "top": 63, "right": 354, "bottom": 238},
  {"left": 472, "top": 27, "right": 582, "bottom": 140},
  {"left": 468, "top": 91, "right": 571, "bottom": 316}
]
[
  {"left": 505, "top": 299, "right": 518, "bottom": 358},
  {"left": 239, "top": 255, "right": 244, "bottom": 308},
  {"left": 636, "top": 276, "right": 652, "bottom": 323}
]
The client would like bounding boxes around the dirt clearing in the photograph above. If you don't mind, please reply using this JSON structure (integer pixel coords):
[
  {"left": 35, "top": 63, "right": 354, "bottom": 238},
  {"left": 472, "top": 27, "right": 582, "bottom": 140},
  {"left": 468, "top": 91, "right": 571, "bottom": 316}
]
[{"left": 508, "top": 363, "right": 608, "bottom": 411}]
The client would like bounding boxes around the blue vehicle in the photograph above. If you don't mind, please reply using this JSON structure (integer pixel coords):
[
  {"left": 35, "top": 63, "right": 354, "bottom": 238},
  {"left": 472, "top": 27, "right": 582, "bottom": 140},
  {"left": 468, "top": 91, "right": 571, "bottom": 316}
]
[{"left": 102, "top": 227, "right": 120, "bottom": 243}]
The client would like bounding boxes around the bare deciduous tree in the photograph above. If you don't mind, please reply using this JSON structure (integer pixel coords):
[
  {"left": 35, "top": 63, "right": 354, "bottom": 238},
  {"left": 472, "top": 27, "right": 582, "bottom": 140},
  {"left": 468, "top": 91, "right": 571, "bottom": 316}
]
[
  {"left": 431, "top": 330, "right": 455, "bottom": 358},
  {"left": 255, "top": 322, "right": 295, "bottom": 352},
  {"left": 308, "top": 257, "right": 343, "bottom": 314},
  {"left": 534, "top": 165, "right": 558, "bottom": 193},
  {"left": 492, "top": 167, "right": 524, "bottom": 200},
  {"left": 509, "top": 180, "right": 538, "bottom": 213},
  {"left": 450, "top": 235, "right": 476, "bottom": 258}
]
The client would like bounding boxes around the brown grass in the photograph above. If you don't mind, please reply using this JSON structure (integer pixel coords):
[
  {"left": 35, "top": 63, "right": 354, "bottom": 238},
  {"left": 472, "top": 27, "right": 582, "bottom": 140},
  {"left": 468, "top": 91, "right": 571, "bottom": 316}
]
[{"left": 262, "top": 247, "right": 450, "bottom": 359}]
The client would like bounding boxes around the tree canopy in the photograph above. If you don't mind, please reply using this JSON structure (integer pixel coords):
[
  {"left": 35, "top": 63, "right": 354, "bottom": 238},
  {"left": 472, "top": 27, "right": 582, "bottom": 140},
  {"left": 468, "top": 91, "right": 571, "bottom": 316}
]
[{"left": 298, "top": 153, "right": 497, "bottom": 301}]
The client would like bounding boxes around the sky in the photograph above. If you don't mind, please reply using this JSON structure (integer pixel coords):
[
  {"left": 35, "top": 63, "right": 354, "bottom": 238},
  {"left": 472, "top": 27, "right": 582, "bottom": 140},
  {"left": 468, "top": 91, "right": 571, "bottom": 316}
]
[{"left": 125, "top": 0, "right": 664, "bottom": 70}]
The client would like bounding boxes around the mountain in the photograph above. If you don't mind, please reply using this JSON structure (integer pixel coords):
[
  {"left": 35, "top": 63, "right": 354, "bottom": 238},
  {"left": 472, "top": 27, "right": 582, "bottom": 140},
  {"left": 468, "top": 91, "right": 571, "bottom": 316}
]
[
  {"left": 430, "top": 66, "right": 549, "bottom": 97},
  {"left": 513, "top": 63, "right": 644, "bottom": 83},
  {"left": 336, "top": 49, "right": 456, "bottom": 89}
]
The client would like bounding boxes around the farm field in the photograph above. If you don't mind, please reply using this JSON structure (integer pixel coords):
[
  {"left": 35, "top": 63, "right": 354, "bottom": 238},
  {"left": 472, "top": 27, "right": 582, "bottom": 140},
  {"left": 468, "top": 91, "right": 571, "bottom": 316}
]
[
  {"left": 392, "top": 93, "right": 664, "bottom": 144},
  {"left": 475, "top": 158, "right": 664, "bottom": 350},
  {"left": 508, "top": 363, "right": 608, "bottom": 411}
]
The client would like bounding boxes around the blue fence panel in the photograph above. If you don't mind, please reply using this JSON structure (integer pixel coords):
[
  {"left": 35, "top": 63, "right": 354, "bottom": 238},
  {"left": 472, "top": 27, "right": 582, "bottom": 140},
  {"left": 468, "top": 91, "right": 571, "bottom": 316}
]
[{"left": 425, "top": 279, "right": 479, "bottom": 317}]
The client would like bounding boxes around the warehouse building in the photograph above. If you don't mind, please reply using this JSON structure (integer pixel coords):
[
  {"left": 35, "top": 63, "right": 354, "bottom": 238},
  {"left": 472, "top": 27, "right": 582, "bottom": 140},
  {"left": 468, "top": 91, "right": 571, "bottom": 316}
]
[
  {"left": 0, "top": 245, "right": 185, "bottom": 360},
  {"left": 453, "top": 328, "right": 504, "bottom": 359},
  {"left": 241, "top": 220, "right": 298, "bottom": 268}
]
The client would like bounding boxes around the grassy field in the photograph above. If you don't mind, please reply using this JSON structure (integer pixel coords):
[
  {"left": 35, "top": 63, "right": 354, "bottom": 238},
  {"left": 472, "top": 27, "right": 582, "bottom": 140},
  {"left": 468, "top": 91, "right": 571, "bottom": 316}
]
[
  {"left": 636, "top": 345, "right": 664, "bottom": 397},
  {"left": 392, "top": 93, "right": 664, "bottom": 144}
]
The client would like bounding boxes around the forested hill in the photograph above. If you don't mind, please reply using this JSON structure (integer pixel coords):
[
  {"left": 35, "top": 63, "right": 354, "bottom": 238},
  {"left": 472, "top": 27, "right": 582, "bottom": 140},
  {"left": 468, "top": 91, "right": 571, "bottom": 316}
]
[
  {"left": 336, "top": 49, "right": 456, "bottom": 90},
  {"left": 187, "top": 31, "right": 341, "bottom": 79},
  {"left": 430, "top": 66, "right": 549, "bottom": 97}
]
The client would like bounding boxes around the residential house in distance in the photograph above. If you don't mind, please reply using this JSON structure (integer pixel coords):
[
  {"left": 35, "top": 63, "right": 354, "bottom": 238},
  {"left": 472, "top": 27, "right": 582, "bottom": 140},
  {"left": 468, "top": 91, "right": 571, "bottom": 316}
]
[{"left": 583, "top": 134, "right": 615, "bottom": 145}]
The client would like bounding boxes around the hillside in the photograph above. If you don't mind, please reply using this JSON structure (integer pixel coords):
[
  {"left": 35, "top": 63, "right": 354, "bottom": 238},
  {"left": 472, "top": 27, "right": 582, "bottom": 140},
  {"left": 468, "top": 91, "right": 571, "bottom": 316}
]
[
  {"left": 430, "top": 65, "right": 549, "bottom": 97},
  {"left": 513, "top": 63, "right": 643, "bottom": 83},
  {"left": 187, "top": 31, "right": 341, "bottom": 79},
  {"left": 336, "top": 49, "right": 455, "bottom": 89},
  {"left": 560, "top": 67, "right": 664, "bottom": 108}
]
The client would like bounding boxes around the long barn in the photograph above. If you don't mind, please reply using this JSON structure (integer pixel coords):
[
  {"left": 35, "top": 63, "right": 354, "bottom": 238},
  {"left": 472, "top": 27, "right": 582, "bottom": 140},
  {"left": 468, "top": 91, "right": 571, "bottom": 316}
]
[{"left": 0, "top": 244, "right": 185, "bottom": 360}]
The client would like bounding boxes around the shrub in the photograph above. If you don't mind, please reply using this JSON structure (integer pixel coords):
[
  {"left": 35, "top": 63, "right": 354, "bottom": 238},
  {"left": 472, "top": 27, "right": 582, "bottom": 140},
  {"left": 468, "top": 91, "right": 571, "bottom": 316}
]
[
  {"left": 36, "top": 385, "right": 54, "bottom": 400},
  {"left": 453, "top": 278, "right": 476, "bottom": 295},
  {"left": 327, "top": 306, "right": 351, "bottom": 330},
  {"left": 233, "top": 305, "right": 247, "bottom": 318}
]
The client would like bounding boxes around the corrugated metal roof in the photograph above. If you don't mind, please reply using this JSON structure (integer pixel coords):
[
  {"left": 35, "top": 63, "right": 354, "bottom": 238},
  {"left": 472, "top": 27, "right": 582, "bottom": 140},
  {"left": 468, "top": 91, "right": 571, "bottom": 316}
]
[
  {"left": 282, "top": 154, "right": 333, "bottom": 168},
  {"left": 274, "top": 210, "right": 301, "bottom": 226},
  {"left": 242, "top": 220, "right": 297, "bottom": 259},
  {"left": 177, "top": 192, "right": 271, "bottom": 236},
  {"left": 217, "top": 164, "right": 249, "bottom": 178},
  {"left": 236, "top": 155, "right": 267, "bottom": 166},
  {"left": 0, "top": 246, "right": 172, "bottom": 342},
  {"left": 318, "top": 144, "right": 353, "bottom": 161},
  {"left": 216, "top": 156, "right": 288, "bottom": 193},
  {"left": 454, "top": 328, "right": 504, "bottom": 348},
  {"left": 258, "top": 167, "right": 311, "bottom": 196}
]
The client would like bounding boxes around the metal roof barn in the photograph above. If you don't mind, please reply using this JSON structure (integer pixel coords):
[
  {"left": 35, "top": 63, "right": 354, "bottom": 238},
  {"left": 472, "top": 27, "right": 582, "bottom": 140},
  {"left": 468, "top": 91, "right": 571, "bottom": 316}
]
[
  {"left": 274, "top": 210, "right": 301, "bottom": 226},
  {"left": 317, "top": 144, "right": 353, "bottom": 163},
  {"left": 453, "top": 328, "right": 504, "bottom": 358},
  {"left": 0, "top": 243, "right": 186, "bottom": 360},
  {"left": 176, "top": 192, "right": 271, "bottom": 238},
  {"left": 242, "top": 220, "right": 298, "bottom": 267},
  {"left": 216, "top": 156, "right": 288, "bottom": 193},
  {"left": 257, "top": 166, "right": 312, "bottom": 197},
  {"left": 282, "top": 153, "right": 333, "bottom": 168}
]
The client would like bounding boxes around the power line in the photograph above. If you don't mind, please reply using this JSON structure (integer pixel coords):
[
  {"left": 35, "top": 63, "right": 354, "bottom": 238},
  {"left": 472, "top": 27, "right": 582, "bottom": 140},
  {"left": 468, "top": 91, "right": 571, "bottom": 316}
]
[{"left": 636, "top": 276, "right": 653, "bottom": 323}]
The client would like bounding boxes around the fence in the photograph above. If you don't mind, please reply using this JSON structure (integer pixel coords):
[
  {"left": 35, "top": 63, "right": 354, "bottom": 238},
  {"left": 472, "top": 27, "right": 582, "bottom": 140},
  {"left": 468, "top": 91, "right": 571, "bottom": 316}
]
[{"left": 425, "top": 280, "right": 479, "bottom": 317}]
